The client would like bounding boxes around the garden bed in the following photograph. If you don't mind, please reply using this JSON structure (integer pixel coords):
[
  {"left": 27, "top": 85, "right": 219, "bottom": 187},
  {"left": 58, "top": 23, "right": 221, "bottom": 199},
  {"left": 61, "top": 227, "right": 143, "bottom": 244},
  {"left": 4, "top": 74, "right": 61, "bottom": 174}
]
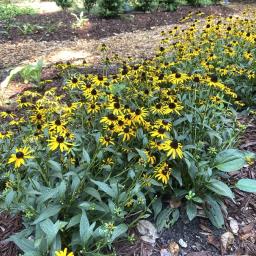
[{"left": 0, "top": 2, "right": 256, "bottom": 256}]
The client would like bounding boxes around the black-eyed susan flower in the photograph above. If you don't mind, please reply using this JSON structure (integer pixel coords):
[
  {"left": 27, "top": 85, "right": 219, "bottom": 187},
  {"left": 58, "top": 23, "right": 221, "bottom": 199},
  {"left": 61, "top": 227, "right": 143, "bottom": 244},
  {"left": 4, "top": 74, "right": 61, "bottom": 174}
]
[
  {"left": 86, "top": 103, "right": 101, "bottom": 114},
  {"left": 132, "top": 107, "right": 148, "bottom": 124},
  {"left": 49, "top": 119, "right": 68, "bottom": 133},
  {"left": 55, "top": 248, "right": 74, "bottom": 256},
  {"left": 150, "top": 127, "right": 167, "bottom": 140},
  {"left": 154, "top": 162, "right": 172, "bottom": 184},
  {"left": 100, "top": 113, "right": 118, "bottom": 125},
  {"left": 150, "top": 103, "right": 169, "bottom": 115},
  {"left": 154, "top": 119, "right": 172, "bottom": 131},
  {"left": 65, "top": 76, "right": 82, "bottom": 89},
  {"left": 99, "top": 135, "right": 114, "bottom": 146},
  {"left": 8, "top": 147, "right": 33, "bottom": 168},
  {"left": 118, "top": 126, "right": 135, "bottom": 141},
  {"left": 0, "top": 131, "right": 13, "bottom": 140},
  {"left": 167, "top": 101, "right": 183, "bottom": 115},
  {"left": 162, "top": 139, "right": 183, "bottom": 159},
  {"left": 0, "top": 111, "right": 16, "bottom": 119},
  {"left": 47, "top": 135, "right": 73, "bottom": 152},
  {"left": 9, "top": 117, "right": 26, "bottom": 126}
]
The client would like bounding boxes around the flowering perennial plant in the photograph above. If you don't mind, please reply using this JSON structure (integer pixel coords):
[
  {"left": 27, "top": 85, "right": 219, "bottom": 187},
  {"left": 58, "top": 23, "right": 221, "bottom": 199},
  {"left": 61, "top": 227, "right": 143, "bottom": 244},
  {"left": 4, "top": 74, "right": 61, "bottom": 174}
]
[{"left": 0, "top": 8, "right": 255, "bottom": 256}]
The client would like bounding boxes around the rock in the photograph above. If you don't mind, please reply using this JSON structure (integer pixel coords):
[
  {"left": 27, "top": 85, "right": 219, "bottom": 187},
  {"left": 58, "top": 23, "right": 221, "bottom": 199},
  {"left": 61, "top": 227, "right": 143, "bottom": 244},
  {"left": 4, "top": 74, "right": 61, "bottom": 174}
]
[
  {"left": 221, "top": 232, "right": 235, "bottom": 251},
  {"left": 178, "top": 238, "right": 188, "bottom": 248},
  {"left": 160, "top": 249, "right": 171, "bottom": 256},
  {"left": 168, "top": 241, "right": 180, "bottom": 256},
  {"left": 229, "top": 218, "right": 239, "bottom": 235},
  {"left": 137, "top": 220, "right": 159, "bottom": 244}
]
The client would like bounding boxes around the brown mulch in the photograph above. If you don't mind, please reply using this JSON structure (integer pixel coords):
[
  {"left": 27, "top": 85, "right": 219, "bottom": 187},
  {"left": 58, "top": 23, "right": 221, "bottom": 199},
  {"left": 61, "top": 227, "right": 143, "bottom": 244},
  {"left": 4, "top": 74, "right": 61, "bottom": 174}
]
[
  {"left": 0, "top": 213, "right": 22, "bottom": 256},
  {"left": 0, "top": 3, "right": 243, "bottom": 72},
  {"left": 0, "top": 5, "right": 235, "bottom": 43}
]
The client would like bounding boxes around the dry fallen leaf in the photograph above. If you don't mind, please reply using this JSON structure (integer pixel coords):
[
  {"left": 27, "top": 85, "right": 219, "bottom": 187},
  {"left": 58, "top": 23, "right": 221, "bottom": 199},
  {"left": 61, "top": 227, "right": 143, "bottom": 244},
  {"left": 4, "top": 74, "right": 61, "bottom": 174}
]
[
  {"left": 199, "top": 224, "right": 212, "bottom": 233},
  {"left": 168, "top": 241, "right": 180, "bottom": 256},
  {"left": 137, "top": 220, "right": 159, "bottom": 244},
  {"left": 221, "top": 231, "right": 234, "bottom": 251},
  {"left": 169, "top": 198, "right": 182, "bottom": 209},
  {"left": 207, "top": 235, "right": 221, "bottom": 250},
  {"left": 229, "top": 218, "right": 239, "bottom": 235}
]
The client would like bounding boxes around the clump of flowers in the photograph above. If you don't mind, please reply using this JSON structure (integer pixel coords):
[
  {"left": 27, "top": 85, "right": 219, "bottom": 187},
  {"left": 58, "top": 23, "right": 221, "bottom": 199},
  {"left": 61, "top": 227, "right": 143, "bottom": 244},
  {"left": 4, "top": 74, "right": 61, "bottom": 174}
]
[{"left": 0, "top": 6, "right": 255, "bottom": 256}]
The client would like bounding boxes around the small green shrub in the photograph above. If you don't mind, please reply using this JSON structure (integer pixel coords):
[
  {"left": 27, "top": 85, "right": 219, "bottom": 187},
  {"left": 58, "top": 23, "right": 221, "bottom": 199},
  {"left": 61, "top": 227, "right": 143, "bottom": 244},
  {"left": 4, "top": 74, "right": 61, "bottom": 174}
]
[
  {"left": 133, "top": 0, "right": 157, "bottom": 11},
  {"left": 0, "top": 4, "right": 34, "bottom": 21},
  {"left": 19, "top": 60, "right": 44, "bottom": 84},
  {"left": 83, "top": 0, "right": 97, "bottom": 12},
  {"left": 97, "top": 0, "right": 124, "bottom": 17},
  {"left": 55, "top": 0, "right": 73, "bottom": 9}
]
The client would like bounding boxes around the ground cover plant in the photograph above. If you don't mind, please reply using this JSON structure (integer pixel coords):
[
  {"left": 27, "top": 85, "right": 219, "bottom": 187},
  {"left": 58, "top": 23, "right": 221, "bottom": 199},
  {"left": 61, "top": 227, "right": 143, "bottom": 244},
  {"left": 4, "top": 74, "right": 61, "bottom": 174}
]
[
  {"left": 0, "top": 8, "right": 256, "bottom": 256},
  {"left": 0, "top": 4, "right": 34, "bottom": 21}
]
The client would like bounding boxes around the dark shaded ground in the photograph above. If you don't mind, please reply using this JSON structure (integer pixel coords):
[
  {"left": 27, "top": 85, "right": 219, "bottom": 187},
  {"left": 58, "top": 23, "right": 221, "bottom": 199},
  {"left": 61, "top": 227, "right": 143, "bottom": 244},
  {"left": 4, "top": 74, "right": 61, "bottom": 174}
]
[
  {"left": 0, "top": 213, "right": 22, "bottom": 256},
  {"left": 0, "top": 4, "right": 235, "bottom": 43}
]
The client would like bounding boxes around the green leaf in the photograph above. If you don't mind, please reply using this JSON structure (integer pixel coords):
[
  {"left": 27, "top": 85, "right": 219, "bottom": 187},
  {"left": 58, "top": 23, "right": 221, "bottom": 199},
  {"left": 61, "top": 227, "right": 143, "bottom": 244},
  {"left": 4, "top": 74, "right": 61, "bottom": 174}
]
[
  {"left": 82, "top": 148, "right": 90, "bottom": 163},
  {"left": 156, "top": 208, "right": 174, "bottom": 232},
  {"left": 110, "top": 224, "right": 128, "bottom": 242},
  {"left": 236, "top": 179, "right": 256, "bottom": 192},
  {"left": 205, "top": 197, "right": 224, "bottom": 228},
  {"left": 40, "top": 219, "right": 58, "bottom": 245},
  {"left": 172, "top": 169, "right": 183, "bottom": 186},
  {"left": 80, "top": 210, "right": 90, "bottom": 245},
  {"left": 85, "top": 187, "right": 102, "bottom": 201},
  {"left": 91, "top": 180, "right": 116, "bottom": 198},
  {"left": 206, "top": 179, "right": 235, "bottom": 201},
  {"left": 214, "top": 149, "right": 245, "bottom": 172},
  {"left": 152, "top": 198, "right": 162, "bottom": 220},
  {"left": 186, "top": 201, "right": 197, "bottom": 221},
  {"left": 32, "top": 205, "right": 62, "bottom": 225},
  {"left": 135, "top": 148, "right": 147, "bottom": 161},
  {"left": 47, "top": 160, "right": 62, "bottom": 172},
  {"left": 66, "top": 214, "right": 81, "bottom": 229},
  {"left": 9, "top": 235, "right": 36, "bottom": 252}
]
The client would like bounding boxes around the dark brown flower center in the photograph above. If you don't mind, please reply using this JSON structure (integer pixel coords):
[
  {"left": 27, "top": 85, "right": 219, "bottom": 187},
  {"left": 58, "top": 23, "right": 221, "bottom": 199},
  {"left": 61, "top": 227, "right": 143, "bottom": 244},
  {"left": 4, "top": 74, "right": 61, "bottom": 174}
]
[
  {"left": 16, "top": 151, "right": 24, "bottom": 159},
  {"left": 57, "top": 136, "right": 64, "bottom": 143},
  {"left": 158, "top": 127, "right": 166, "bottom": 134},
  {"left": 169, "top": 103, "right": 176, "bottom": 109},
  {"left": 55, "top": 119, "right": 61, "bottom": 126},
  {"left": 72, "top": 78, "right": 78, "bottom": 83},
  {"left": 170, "top": 140, "right": 179, "bottom": 149}
]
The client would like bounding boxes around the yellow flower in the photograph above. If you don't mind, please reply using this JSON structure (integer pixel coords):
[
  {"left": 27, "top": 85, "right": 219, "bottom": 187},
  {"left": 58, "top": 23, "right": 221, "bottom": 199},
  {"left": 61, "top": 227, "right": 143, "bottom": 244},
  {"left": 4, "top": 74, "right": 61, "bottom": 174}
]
[
  {"left": 99, "top": 135, "right": 115, "bottom": 146},
  {"left": 154, "top": 162, "right": 172, "bottom": 185},
  {"left": 162, "top": 139, "right": 183, "bottom": 159},
  {"left": 47, "top": 135, "right": 73, "bottom": 152},
  {"left": 0, "top": 131, "right": 13, "bottom": 140},
  {"left": 118, "top": 126, "right": 135, "bottom": 141},
  {"left": 8, "top": 147, "right": 33, "bottom": 168},
  {"left": 55, "top": 248, "right": 74, "bottom": 256},
  {"left": 150, "top": 127, "right": 167, "bottom": 140}
]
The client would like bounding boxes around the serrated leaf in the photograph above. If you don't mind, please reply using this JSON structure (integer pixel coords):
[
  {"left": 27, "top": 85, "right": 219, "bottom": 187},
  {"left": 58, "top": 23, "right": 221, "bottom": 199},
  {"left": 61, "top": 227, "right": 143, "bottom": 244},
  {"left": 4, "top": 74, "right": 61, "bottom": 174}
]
[{"left": 236, "top": 179, "right": 256, "bottom": 192}]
